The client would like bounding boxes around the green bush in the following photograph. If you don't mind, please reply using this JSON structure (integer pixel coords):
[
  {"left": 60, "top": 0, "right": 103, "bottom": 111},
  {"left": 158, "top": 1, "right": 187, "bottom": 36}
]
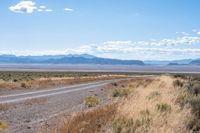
[
  {"left": 0, "top": 120, "right": 7, "bottom": 130},
  {"left": 185, "top": 81, "right": 200, "bottom": 96},
  {"left": 146, "top": 91, "right": 161, "bottom": 100},
  {"left": 189, "top": 97, "right": 200, "bottom": 119},
  {"left": 173, "top": 79, "right": 184, "bottom": 88},
  {"left": 21, "top": 83, "right": 27, "bottom": 88},
  {"left": 156, "top": 103, "right": 171, "bottom": 113},
  {"left": 175, "top": 92, "right": 191, "bottom": 109},
  {"left": 187, "top": 117, "right": 200, "bottom": 132},
  {"left": 113, "top": 117, "right": 135, "bottom": 133},
  {"left": 83, "top": 96, "right": 99, "bottom": 107},
  {"left": 110, "top": 88, "right": 129, "bottom": 98},
  {"left": 191, "top": 83, "right": 200, "bottom": 96},
  {"left": 113, "top": 114, "right": 151, "bottom": 133},
  {"left": 111, "top": 82, "right": 118, "bottom": 86}
]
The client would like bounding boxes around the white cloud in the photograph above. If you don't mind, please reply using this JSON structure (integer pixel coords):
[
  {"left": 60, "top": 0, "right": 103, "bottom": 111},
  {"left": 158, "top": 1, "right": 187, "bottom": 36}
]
[
  {"left": 37, "top": 9, "right": 43, "bottom": 12},
  {"left": 9, "top": 1, "right": 37, "bottom": 14},
  {"left": 9, "top": 1, "right": 53, "bottom": 13},
  {"left": 39, "top": 6, "right": 46, "bottom": 9},
  {"left": 1, "top": 47, "right": 200, "bottom": 60},
  {"left": 37, "top": 5, "right": 52, "bottom": 12},
  {"left": 64, "top": 8, "right": 74, "bottom": 12},
  {"left": 45, "top": 9, "right": 53, "bottom": 12},
  {"left": 2, "top": 31, "right": 200, "bottom": 60}
]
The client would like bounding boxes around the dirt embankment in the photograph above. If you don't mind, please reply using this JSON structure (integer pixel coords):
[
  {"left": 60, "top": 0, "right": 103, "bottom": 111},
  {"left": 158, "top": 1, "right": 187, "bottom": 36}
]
[{"left": 44, "top": 75, "right": 196, "bottom": 133}]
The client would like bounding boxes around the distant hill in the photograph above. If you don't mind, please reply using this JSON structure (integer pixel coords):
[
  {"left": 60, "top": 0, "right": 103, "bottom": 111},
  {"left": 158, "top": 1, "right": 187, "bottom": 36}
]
[
  {"left": 0, "top": 54, "right": 144, "bottom": 65},
  {"left": 144, "top": 59, "right": 194, "bottom": 65},
  {"left": 190, "top": 60, "right": 200, "bottom": 65},
  {"left": 167, "top": 63, "right": 180, "bottom": 66}
]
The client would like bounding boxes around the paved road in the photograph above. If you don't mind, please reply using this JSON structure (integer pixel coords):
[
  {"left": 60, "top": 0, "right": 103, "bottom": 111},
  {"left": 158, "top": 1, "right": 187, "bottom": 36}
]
[
  {"left": 0, "top": 76, "right": 154, "bottom": 133},
  {"left": 0, "top": 78, "right": 127, "bottom": 133},
  {"left": 0, "top": 80, "right": 117, "bottom": 104}
]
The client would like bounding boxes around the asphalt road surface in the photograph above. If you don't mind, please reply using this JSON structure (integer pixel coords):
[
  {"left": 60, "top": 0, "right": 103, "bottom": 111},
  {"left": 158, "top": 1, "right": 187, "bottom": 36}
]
[{"left": 0, "top": 78, "right": 126, "bottom": 133}]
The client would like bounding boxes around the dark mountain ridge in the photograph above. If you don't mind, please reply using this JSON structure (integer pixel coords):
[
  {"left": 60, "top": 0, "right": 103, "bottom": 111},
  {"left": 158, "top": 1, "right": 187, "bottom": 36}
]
[{"left": 0, "top": 54, "right": 144, "bottom": 65}]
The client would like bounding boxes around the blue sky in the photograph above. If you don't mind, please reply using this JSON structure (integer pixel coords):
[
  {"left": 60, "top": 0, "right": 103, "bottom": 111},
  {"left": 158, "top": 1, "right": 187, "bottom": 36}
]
[{"left": 1, "top": 0, "right": 200, "bottom": 60}]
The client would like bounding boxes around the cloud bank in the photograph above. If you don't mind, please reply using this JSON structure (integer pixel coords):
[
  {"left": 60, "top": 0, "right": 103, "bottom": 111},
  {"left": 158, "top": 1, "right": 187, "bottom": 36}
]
[
  {"left": 64, "top": 8, "right": 74, "bottom": 12},
  {"left": 9, "top": 1, "right": 74, "bottom": 14},
  {"left": 9, "top": 1, "right": 37, "bottom": 13},
  {"left": 1, "top": 32, "right": 200, "bottom": 60},
  {"left": 9, "top": 1, "right": 53, "bottom": 13}
]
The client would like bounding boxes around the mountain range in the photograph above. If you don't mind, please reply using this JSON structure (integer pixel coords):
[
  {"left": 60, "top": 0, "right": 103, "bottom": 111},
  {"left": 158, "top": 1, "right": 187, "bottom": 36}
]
[
  {"left": 0, "top": 54, "right": 144, "bottom": 65},
  {"left": 0, "top": 54, "right": 199, "bottom": 65},
  {"left": 144, "top": 59, "right": 194, "bottom": 65}
]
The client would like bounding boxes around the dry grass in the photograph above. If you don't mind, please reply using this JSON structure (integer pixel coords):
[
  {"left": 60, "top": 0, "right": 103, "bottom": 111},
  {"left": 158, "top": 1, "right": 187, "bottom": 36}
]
[
  {"left": 41, "top": 104, "right": 117, "bottom": 133},
  {"left": 42, "top": 75, "right": 195, "bottom": 133},
  {"left": 83, "top": 96, "right": 99, "bottom": 107},
  {"left": 109, "top": 88, "right": 130, "bottom": 98},
  {"left": 0, "top": 120, "right": 8, "bottom": 133},
  {"left": 0, "top": 73, "right": 128, "bottom": 90},
  {"left": 115, "top": 76, "right": 191, "bottom": 133}
]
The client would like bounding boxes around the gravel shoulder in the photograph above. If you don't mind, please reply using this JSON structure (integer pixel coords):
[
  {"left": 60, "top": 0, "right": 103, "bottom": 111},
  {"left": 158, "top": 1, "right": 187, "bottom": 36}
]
[{"left": 0, "top": 79, "right": 118, "bottom": 133}]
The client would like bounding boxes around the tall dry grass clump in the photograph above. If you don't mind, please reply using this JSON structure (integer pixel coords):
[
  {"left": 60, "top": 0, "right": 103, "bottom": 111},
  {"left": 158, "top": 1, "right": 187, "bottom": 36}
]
[
  {"left": 0, "top": 120, "right": 8, "bottom": 133},
  {"left": 42, "top": 104, "right": 117, "bottom": 133},
  {"left": 173, "top": 74, "right": 200, "bottom": 132}
]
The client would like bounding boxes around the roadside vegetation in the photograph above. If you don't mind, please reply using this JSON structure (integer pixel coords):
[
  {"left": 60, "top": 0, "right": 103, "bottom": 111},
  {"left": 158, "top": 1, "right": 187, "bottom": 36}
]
[
  {"left": 42, "top": 74, "right": 200, "bottom": 133},
  {"left": 0, "top": 120, "right": 7, "bottom": 133},
  {"left": 83, "top": 96, "right": 99, "bottom": 107},
  {"left": 173, "top": 74, "right": 200, "bottom": 132},
  {"left": 0, "top": 71, "right": 132, "bottom": 90}
]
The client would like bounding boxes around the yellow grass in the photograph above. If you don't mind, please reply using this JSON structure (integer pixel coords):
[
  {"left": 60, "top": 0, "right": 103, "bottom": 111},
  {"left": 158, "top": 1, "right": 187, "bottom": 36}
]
[
  {"left": 0, "top": 74, "right": 127, "bottom": 90},
  {"left": 41, "top": 104, "right": 116, "bottom": 133},
  {"left": 42, "top": 76, "right": 193, "bottom": 133},
  {"left": 116, "top": 76, "right": 191, "bottom": 133},
  {"left": 0, "top": 120, "right": 8, "bottom": 133}
]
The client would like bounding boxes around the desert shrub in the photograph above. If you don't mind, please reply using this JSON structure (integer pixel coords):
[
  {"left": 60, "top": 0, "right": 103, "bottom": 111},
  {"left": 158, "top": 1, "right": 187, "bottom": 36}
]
[
  {"left": 189, "top": 97, "right": 200, "bottom": 119},
  {"left": 187, "top": 117, "right": 200, "bottom": 132},
  {"left": 110, "top": 88, "right": 129, "bottom": 98},
  {"left": 139, "top": 109, "right": 151, "bottom": 129},
  {"left": 176, "top": 92, "right": 191, "bottom": 109},
  {"left": 21, "top": 83, "right": 28, "bottom": 88},
  {"left": 112, "top": 82, "right": 118, "bottom": 86},
  {"left": 83, "top": 96, "right": 99, "bottom": 107},
  {"left": 140, "top": 109, "right": 150, "bottom": 116},
  {"left": 185, "top": 81, "right": 200, "bottom": 96},
  {"left": 58, "top": 104, "right": 116, "bottom": 133},
  {"left": 128, "top": 84, "right": 134, "bottom": 88},
  {"left": 173, "top": 74, "right": 188, "bottom": 79},
  {"left": 191, "top": 83, "right": 200, "bottom": 96},
  {"left": 0, "top": 120, "right": 7, "bottom": 130},
  {"left": 173, "top": 79, "right": 184, "bottom": 88},
  {"left": 146, "top": 91, "right": 161, "bottom": 100},
  {"left": 21, "top": 83, "right": 26, "bottom": 88},
  {"left": 174, "top": 75, "right": 200, "bottom": 132},
  {"left": 113, "top": 112, "right": 151, "bottom": 133},
  {"left": 13, "top": 79, "right": 18, "bottom": 82},
  {"left": 156, "top": 103, "right": 171, "bottom": 113},
  {"left": 113, "top": 117, "right": 135, "bottom": 133}
]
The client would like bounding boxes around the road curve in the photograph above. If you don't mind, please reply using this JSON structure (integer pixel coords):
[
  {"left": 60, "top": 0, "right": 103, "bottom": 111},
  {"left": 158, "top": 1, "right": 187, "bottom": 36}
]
[
  {"left": 0, "top": 76, "right": 153, "bottom": 133},
  {"left": 0, "top": 79, "right": 120, "bottom": 104}
]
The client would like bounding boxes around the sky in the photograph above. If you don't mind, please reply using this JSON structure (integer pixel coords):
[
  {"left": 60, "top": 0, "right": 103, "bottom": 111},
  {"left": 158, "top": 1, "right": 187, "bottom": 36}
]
[{"left": 1, "top": 0, "right": 200, "bottom": 60}]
